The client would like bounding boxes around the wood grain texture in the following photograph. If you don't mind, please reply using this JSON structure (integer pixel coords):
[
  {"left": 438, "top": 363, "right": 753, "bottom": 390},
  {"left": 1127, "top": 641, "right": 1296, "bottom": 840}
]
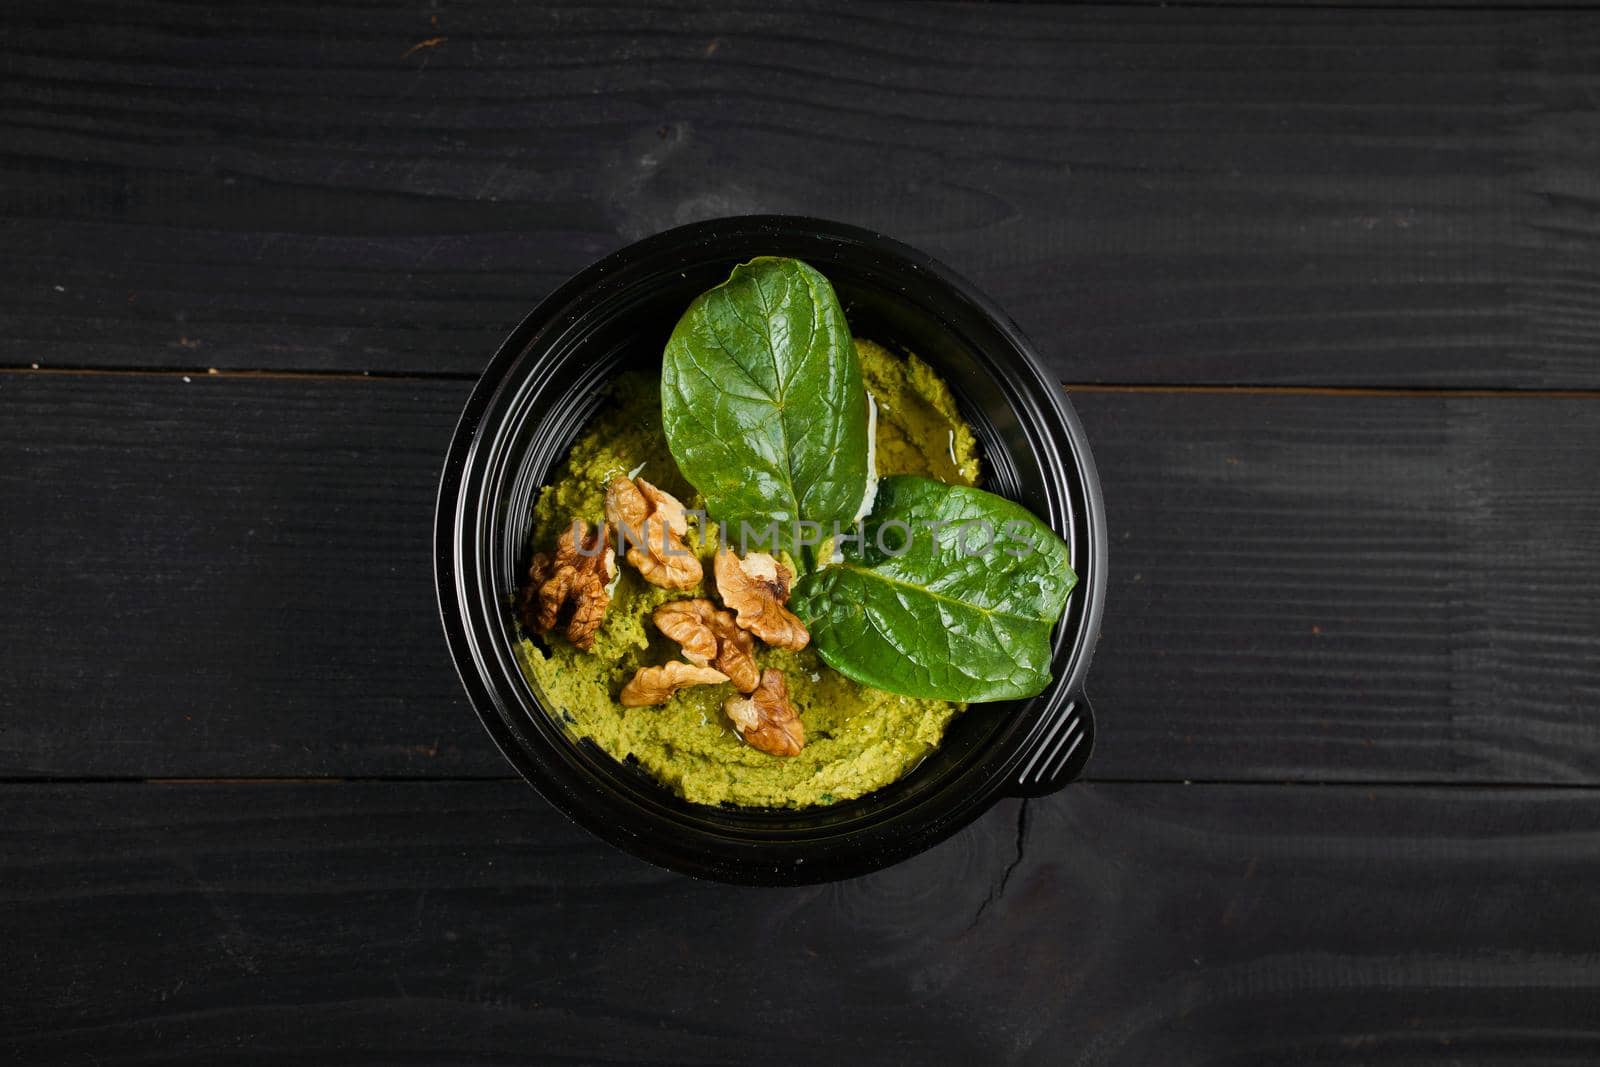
[
  {"left": 0, "top": 373, "right": 497, "bottom": 778},
  {"left": 4, "top": 373, "right": 1597, "bottom": 782},
  {"left": 3, "top": 780, "right": 1599, "bottom": 1064},
  {"left": 7, "top": 1, "right": 1600, "bottom": 386},
  {"left": 1082, "top": 388, "right": 1600, "bottom": 784}
]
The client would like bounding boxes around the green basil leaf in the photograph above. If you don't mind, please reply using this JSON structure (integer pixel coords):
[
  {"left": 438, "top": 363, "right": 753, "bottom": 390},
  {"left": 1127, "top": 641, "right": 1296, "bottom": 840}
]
[
  {"left": 791, "top": 475, "right": 1077, "bottom": 702},
  {"left": 661, "top": 257, "right": 870, "bottom": 557}
]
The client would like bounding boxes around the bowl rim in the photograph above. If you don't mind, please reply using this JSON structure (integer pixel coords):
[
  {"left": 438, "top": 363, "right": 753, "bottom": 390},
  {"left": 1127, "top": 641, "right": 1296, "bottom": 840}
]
[{"left": 434, "top": 215, "right": 1106, "bottom": 883}]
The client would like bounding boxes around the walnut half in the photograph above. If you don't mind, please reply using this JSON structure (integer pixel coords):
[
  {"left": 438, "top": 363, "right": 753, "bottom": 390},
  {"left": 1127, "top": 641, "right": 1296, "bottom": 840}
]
[
  {"left": 519, "top": 520, "right": 616, "bottom": 651},
  {"left": 619, "top": 660, "right": 729, "bottom": 707},
  {"left": 723, "top": 669, "right": 804, "bottom": 756},
  {"left": 653, "top": 598, "right": 760, "bottom": 694},
  {"left": 605, "top": 476, "right": 703, "bottom": 589},
  {"left": 713, "top": 549, "right": 810, "bottom": 651}
]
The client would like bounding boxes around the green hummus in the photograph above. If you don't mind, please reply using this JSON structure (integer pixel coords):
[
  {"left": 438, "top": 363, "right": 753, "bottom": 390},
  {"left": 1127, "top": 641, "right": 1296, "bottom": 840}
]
[{"left": 515, "top": 339, "right": 981, "bottom": 808}]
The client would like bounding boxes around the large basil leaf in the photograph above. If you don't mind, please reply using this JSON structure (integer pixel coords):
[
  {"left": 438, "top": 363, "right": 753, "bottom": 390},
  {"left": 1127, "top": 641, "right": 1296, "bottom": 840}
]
[
  {"left": 661, "top": 257, "right": 870, "bottom": 557},
  {"left": 792, "top": 475, "right": 1077, "bottom": 702}
]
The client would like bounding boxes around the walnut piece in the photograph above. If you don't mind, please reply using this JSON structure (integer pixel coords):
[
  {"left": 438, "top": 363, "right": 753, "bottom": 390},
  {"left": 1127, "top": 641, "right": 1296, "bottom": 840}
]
[
  {"left": 653, "top": 599, "right": 718, "bottom": 664},
  {"left": 605, "top": 476, "right": 702, "bottom": 589},
  {"left": 619, "top": 660, "right": 729, "bottom": 707},
  {"left": 713, "top": 549, "right": 810, "bottom": 651},
  {"left": 723, "top": 669, "right": 804, "bottom": 756},
  {"left": 653, "top": 599, "right": 761, "bottom": 694},
  {"left": 519, "top": 520, "right": 616, "bottom": 651}
]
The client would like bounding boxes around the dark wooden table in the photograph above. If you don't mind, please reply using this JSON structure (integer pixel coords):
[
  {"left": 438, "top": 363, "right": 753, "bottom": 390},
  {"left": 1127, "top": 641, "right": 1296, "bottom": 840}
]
[{"left": 7, "top": 2, "right": 1600, "bottom": 1062}]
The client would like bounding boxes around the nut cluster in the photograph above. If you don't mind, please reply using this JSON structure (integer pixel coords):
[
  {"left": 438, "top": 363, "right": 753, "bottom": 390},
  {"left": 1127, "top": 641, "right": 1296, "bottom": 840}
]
[
  {"left": 625, "top": 547, "right": 811, "bottom": 757},
  {"left": 519, "top": 476, "right": 814, "bottom": 756}
]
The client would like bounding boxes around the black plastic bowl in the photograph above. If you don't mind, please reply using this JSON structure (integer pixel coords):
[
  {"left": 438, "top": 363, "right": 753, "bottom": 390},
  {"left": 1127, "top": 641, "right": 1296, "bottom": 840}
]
[{"left": 434, "top": 216, "right": 1106, "bottom": 885}]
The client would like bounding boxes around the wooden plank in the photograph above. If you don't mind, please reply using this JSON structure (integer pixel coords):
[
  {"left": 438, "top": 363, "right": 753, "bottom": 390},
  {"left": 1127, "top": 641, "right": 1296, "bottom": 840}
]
[
  {"left": 3, "top": 373, "right": 1598, "bottom": 782},
  {"left": 3, "top": 780, "right": 1599, "bottom": 1063},
  {"left": 0, "top": 372, "right": 495, "bottom": 778},
  {"left": 1082, "top": 387, "right": 1600, "bottom": 784},
  {"left": 6, "top": 2, "right": 1600, "bottom": 386}
]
